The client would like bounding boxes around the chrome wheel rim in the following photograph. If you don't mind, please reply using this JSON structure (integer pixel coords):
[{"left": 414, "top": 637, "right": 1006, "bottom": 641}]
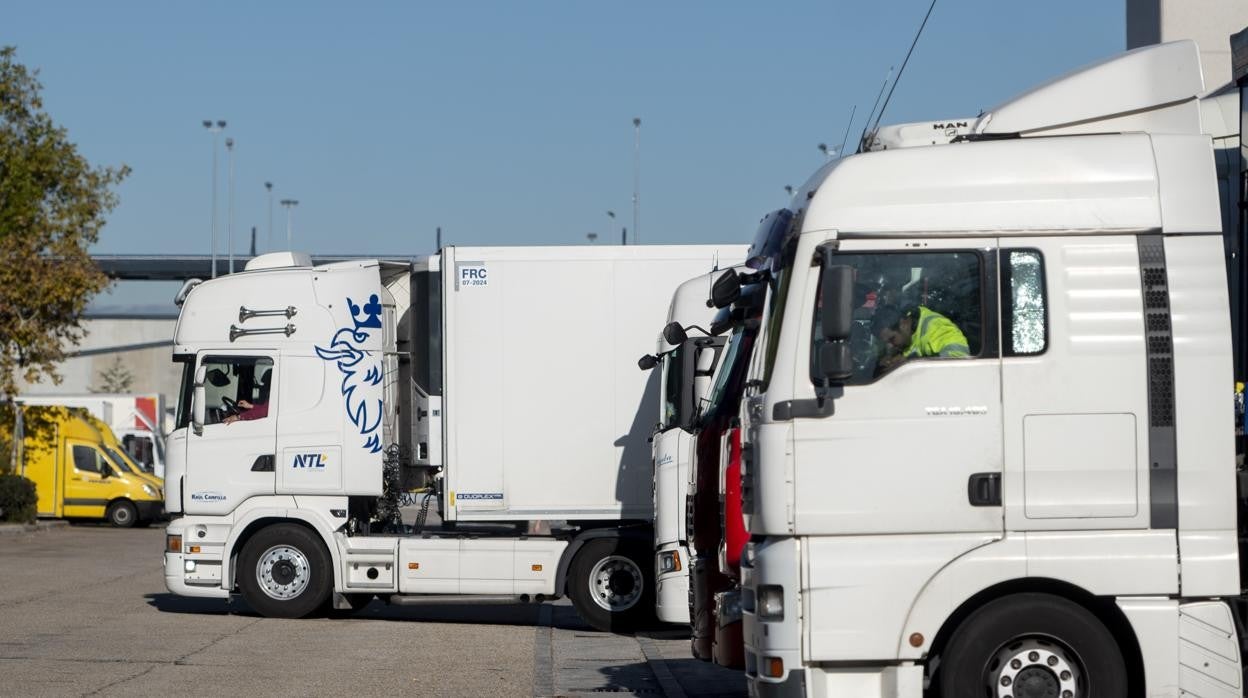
[
  {"left": 588, "top": 554, "right": 643, "bottom": 612},
  {"left": 986, "top": 636, "right": 1084, "bottom": 698},
  {"left": 256, "top": 545, "right": 311, "bottom": 601}
]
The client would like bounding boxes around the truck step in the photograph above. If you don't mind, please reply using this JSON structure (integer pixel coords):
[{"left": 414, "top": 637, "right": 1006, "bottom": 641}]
[{"left": 386, "top": 593, "right": 551, "bottom": 606}]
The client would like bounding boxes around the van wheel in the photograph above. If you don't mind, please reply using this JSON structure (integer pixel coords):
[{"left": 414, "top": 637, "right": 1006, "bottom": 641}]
[
  {"left": 569, "top": 537, "right": 655, "bottom": 633},
  {"left": 106, "top": 500, "right": 138, "bottom": 528},
  {"left": 238, "top": 524, "right": 332, "bottom": 618},
  {"left": 937, "top": 593, "right": 1127, "bottom": 698}
]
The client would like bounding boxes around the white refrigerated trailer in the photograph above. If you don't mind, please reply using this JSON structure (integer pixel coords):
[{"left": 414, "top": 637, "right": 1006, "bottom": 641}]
[{"left": 162, "top": 244, "right": 740, "bottom": 631}]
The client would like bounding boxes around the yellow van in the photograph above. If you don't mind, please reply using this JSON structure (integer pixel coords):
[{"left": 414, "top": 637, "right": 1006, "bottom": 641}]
[
  {"left": 85, "top": 414, "right": 165, "bottom": 497},
  {"left": 13, "top": 406, "right": 164, "bottom": 527}
]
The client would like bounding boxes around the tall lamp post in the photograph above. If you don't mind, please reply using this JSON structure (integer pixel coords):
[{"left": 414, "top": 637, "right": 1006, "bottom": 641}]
[
  {"left": 265, "top": 181, "right": 274, "bottom": 254},
  {"left": 606, "top": 210, "right": 616, "bottom": 244},
  {"left": 632, "top": 117, "right": 641, "bottom": 245},
  {"left": 225, "top": 137, "right": 236, "bottom": 273},
  {"left": 280, "top": 199, "right": 299, "bottom": 250},
  {"left": 202, "top": 119, "right": 226, "bottom": 277}
]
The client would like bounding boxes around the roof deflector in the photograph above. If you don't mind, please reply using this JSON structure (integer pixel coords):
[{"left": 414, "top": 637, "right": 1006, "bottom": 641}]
[{"left": 974, "top": 40, "right": 1204, "bottom": 137}]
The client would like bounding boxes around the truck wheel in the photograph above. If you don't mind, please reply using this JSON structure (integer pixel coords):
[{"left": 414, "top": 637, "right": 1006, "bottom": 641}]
[
  {"left": 569, "top": 537, "right": 655, "bottom": 633},
  {"left": 937, "top": 593, "right": 1127, "bottom": 698},
  {"left": 237, "top": 524, "right": 332, "bottom": 618},
  {"left": 106, "top": 500, "right": 138, "bottom": 528}
]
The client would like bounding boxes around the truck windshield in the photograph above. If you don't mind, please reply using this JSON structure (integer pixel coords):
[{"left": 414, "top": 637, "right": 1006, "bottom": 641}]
[
  {"left": 174, "top": 356, "right": 194, "bottom": 431},
  {"left": 758, "top": 263, "right": 793, "bottom": 392},
  {"left": 660, "top": 346, "right": 684, "bottom": 430},
  {"left": 704, "top": 330, "right": 745, "bottom": 419},
  {"left": 103, "top": 445, "right": 142, "bottom": 475}
]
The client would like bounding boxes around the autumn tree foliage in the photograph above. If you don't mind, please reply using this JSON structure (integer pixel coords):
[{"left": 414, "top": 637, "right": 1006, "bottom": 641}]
[{"left": 0, "top": 46, "right": 128, "bottom": 397}]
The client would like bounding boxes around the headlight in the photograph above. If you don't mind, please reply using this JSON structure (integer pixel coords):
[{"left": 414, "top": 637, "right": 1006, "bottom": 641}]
[
  {"left": 757, "top": 584, "right": 784, "bottom": 621},
  {"left": 142, "top": 484, "right": 157, "bottom": 498},
  {"left": 658, "top": 550, "right": 683, "bottom": 573}
]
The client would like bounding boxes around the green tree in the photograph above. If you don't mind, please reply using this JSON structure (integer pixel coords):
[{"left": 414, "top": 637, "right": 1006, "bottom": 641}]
[{"left": 0, "top": 46, "right": 128, "bottom": 397}]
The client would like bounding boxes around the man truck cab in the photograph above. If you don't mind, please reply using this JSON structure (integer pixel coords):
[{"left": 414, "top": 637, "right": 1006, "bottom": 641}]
[{"left": 739, "top": 40, "right": 1247, "bottom": 697}]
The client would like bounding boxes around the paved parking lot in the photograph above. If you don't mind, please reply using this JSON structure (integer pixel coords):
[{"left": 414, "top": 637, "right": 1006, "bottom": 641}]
[{"left": 0, "top": 525, "right": 744, "bottom": 697}]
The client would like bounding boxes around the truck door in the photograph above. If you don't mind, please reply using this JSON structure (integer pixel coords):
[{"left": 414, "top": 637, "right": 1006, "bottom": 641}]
[
  {"left": 184, "top": 352, "right": 278, "bottom": 515},
  {"left": 790, "top": 239, "right": 1004, "bottom": 536}
]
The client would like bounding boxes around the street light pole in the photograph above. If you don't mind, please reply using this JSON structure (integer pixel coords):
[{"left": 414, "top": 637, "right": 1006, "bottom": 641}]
[
  {"left": 265, "top": 181, "right": 274, "bottom": 254},
  {"left": 280, "top": 199, "right": 299, "bottom": 250},
  {"left": 202, "top": 119, "right": 226, "bottom": 278},
  {"left": 225, "top": 137, "right": 236, "bottom": 273},
  {"left": 606, "top": 210, "right": 615, "bottom": 245},
  {"left": 632, "top": 117, "right": 641, "bottom": 245}
]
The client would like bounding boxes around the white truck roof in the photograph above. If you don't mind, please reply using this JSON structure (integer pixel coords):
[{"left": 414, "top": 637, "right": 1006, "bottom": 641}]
[{"left": 800, "top": 40, "right": 1220, "bottom": 237}]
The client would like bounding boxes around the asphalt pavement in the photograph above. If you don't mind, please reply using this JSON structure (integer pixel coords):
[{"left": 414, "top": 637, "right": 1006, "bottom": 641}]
[{"left": 0, "top": 524, "right": 745, "bottom": 697}]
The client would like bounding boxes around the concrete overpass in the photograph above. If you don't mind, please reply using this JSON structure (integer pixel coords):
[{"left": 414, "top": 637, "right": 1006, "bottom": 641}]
[{"left": 92, "top": 253, "right": 421, "bottom": 281}]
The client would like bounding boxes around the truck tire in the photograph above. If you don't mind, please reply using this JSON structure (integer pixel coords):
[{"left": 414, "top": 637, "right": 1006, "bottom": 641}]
[
  {"left": 237, "top": 524, "right": 332, "bottom": 618},
  {"left": 937, "top": 593, "right": 1127, "bottom": 698},
  {"left": 106, "top": 500, "right": 138, "bottom": 528},
  {"left": 569, "top": 537, "right": 655, "bottom": 633}
]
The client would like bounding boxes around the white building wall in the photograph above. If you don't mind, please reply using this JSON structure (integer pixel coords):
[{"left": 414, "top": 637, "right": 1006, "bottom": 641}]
[
  {"left": 1128, "top": 0, "right": 1248, "bottom": 89},
  {"left": 17, "top": 318, "right": 180, "bottom": 413}
]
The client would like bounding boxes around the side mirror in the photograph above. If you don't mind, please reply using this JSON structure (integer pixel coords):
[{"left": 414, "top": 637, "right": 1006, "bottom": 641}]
[
  {"left": 662, "top": 321, "right": 687, "bottom": 346},
  {"left": 820, "top": 262, "right": 855, "bottom": 341},
  {"left": 100, "top": 461, "right": 113, "bottom": 478},
  {"left": 817, "top": 341, "right": 854, "bottom": 384},
  {"left": 710, "top": 268, "right": 741, "bottom": 309},
  {"left": 638, "top": 354, "right": 658, "bottom": 371},
  {"left": 193, "top": 365, "right": 207, "bottom": 435},
  {"left": 206, "top": 368, "right": 231, "bottom": 387}
]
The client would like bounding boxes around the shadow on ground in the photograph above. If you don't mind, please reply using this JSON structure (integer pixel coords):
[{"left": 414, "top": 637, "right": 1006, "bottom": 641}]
[{"left": 145, "top": 592, "right": 650, "bottom": 633}]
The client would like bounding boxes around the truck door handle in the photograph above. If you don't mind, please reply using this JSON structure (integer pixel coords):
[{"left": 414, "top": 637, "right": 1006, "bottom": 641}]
[
  {"left": 252, "top": 455, "right": 275, "bottom": 472},
  {"left": 968, "top": 472, "right": 1001, "bottom": 507}
]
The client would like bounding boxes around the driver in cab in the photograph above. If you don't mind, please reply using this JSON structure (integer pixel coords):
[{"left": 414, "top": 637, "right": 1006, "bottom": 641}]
[
  {"left": 224, "top": 369, "right": 271, "bottom": 424},
  {"left": 872, "top": 304, "right": 970, "bottom": 368}
]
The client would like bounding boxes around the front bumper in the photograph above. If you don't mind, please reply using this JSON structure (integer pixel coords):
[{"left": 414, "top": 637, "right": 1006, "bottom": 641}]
[
  {"left": 655, "top": 545, "right": 691, "bottom": 624},
  {"left": 163, "top": 519, "right": 228, "bottom": 598},
  {"left": 746, "top": 670, "right": 804, "bottom": 698}
]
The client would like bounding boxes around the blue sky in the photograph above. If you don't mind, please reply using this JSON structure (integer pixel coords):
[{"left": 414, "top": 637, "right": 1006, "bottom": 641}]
[{"left": 5, "top": 1, "right": 1124, "bottom": 263}]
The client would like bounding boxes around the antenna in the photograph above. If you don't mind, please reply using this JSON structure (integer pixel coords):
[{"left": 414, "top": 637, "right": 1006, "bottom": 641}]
[
  {"left": 869, "top": 0, "right": 938, "bottom": 138},
  {"left": 836, "top": 104, "right": 858, "bottom": 161},
  {"left": 858, "top": 66, "right": 893, "bottom": 152}
]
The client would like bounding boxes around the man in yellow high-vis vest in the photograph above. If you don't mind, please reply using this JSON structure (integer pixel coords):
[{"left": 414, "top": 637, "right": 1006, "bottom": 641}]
[{"left": 872, "top": 305, "right": 971, "bottom": 362}]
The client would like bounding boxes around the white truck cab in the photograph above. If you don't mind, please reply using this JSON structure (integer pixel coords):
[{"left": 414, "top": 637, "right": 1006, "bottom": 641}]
[
  {"left": 642, "top": 268, "right": 745, "bottom": 624},
  {"left": 739, "top": 40, "right": 1246, "bottom": 697}
]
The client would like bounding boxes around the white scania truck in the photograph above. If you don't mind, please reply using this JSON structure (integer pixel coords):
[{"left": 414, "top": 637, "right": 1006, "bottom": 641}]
[
  {"left": 738, "top": 39, "right": 1248, "bottom": 697},
  {"left": 640, "top": 264, "right": 746, "bottom": 624},
  {"left": 161, "top": 244, "right": 741, "bottom": 631}
]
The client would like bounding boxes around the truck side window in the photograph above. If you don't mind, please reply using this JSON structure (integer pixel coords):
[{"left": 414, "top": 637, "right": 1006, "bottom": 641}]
[
  {"left": 72, "top": 444, "right": 102, "bottom": 474},
  {"left": 201, "top": 356, "right": 274, "bottom": 425},
  {"left": 813, "top": 251, "right": 982, "bottom": 385},
  {"left": 1001, "top": 249, "right": 1047, "bottom": 356}
]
